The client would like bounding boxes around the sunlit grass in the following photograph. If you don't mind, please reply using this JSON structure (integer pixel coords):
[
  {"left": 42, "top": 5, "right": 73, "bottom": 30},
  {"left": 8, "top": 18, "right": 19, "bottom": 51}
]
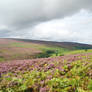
[
  {"left": 10, "top": 42, "right": 70, "bottom": 57},
  {"left": 66, "top": 49, "right": 92, "bottom": 55},
  {"left": 0, "top": 57, "right": 5, "bottom": 62}
]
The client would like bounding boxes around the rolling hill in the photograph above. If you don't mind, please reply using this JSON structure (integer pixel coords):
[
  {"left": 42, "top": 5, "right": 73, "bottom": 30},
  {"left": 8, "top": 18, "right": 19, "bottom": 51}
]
[
  {"left": 12, "top": 38, "right": 92, "bottom": 50},
  {"left": 0, "top": 38, "right": 92, "bottom": 62},
  {"left": 0, "top": 38, "right": 92, "bottom": 92}
]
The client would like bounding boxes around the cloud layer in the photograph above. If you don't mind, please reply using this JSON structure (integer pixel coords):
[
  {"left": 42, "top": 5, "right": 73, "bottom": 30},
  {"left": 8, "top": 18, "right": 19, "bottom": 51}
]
[
  {"left": 0, "top": 0, "right": 92, "bottom": 29},
  {"left": 0, "top": 0, "right": 92, "bottom": 44},
  {"left": 14, "top": 10, "right": 92, "bottom": 44}
]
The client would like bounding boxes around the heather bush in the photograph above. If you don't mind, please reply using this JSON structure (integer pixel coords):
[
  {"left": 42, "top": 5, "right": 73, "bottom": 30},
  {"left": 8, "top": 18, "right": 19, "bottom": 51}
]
[{"left": 0, "top": 53, "right": 92, "bottom": 92}]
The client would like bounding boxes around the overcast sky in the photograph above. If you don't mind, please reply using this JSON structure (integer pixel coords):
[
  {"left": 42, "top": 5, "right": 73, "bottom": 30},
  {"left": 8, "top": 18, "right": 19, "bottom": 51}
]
[{"left": 0, "top": 0, "right": 92, "bottom": 44}]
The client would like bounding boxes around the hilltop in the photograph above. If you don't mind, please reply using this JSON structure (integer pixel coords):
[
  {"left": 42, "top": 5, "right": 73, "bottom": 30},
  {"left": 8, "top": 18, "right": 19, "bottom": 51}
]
[{"left": 11, "top": 38, "right": 92, "bottom": 50}]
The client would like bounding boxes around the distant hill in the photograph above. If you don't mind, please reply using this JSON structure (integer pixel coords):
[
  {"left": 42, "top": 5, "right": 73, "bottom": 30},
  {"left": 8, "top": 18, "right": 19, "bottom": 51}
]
[
  {"left": 11, "top": 38, "right": 92, "bottom": 50},
  {"left": 0, "top": 38, "right": 92, "bottom": 62}
]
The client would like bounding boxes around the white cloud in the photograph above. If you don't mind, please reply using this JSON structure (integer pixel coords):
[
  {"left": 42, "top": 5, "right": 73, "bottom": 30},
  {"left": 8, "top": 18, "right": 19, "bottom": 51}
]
[{"left": 20, "top": 9, "right": 92, "bottom": 44}]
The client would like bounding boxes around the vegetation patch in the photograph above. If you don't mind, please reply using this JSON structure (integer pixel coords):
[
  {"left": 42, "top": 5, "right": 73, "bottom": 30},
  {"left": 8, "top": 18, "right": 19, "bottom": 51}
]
[
  {"left": 0, "top": 56, "right": 5, "bottom": 62},
  {"left": 0, "top": 54, "right": 92, "bottom": 92}
]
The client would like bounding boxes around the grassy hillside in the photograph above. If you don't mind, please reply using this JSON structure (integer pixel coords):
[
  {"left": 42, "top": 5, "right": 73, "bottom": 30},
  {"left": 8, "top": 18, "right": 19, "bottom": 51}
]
[
  {"left": 66, "top": 49, "right": 92, "bottom": 55},
  {"left": 0, "top": 38, "right": 92, "bottom": 62},
  {"left": 0, "top": 38, "right": 92, "bottom": 92},
  {"left": 14, "top": 38, "right": 92, "bottom": 50},
  {"left": 0, "top": 39, "right": 70, "bottom": 62}
]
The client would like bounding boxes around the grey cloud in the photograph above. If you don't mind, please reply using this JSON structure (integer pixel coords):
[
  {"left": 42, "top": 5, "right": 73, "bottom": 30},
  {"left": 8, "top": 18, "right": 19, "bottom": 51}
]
[
  {"left": 0, "top": 30, "right": 12, "bottom": 37},
  {"left": 16, "top": 10, "right": 92, "bottom": 44},
  {"left": 0, "top": 0, "right": 92, "bottom": 29},
  {"left": 0, "top": 0, "right": 92, "bottom": 44}
]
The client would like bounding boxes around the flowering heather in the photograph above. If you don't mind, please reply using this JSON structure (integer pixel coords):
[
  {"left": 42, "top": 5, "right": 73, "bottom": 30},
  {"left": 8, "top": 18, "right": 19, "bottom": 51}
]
[{"left": 0, "top": 53, "right": 92, "bottom": 92}]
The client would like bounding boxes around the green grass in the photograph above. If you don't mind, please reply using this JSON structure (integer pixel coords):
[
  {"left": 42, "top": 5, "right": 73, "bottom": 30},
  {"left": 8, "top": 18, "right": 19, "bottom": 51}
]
[
  {"left": 10, "top": 42, "right": 45, "bottom": 49},
  {"left": 0, "top": 58, "right": 5, "bottom": 62},
  {"left": 0, "top": 42, "right": 71, "bottom": 61},
  {"left": 11, "top": 42, "right": 71, "bottom": 58},
  {"left": 11, "top": 42, "right": 92, "bottom": 57},
  {"left": 40, "top": 46, "right": 70, "bottom": 56},
  {"left": 66, "top": 49, "right": 92, "bottom": 55},
  {"left": 1, "top": 41, "right": 92, "bottom": 61}
]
